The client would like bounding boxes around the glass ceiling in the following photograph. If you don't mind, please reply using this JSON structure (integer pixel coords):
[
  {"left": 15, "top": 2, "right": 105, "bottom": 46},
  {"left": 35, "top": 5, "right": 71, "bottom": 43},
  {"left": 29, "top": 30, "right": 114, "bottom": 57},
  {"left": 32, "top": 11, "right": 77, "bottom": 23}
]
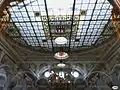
[{"left": 7, "top": 0, "right": 114, "bottom": 52}]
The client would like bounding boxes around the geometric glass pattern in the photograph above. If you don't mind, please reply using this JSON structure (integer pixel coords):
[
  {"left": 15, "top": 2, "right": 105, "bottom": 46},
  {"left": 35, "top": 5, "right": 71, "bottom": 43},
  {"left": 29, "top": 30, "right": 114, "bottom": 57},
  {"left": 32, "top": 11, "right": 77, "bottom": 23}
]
[{"left": 5, "top": 0, "right": 114, "bottom": 52}]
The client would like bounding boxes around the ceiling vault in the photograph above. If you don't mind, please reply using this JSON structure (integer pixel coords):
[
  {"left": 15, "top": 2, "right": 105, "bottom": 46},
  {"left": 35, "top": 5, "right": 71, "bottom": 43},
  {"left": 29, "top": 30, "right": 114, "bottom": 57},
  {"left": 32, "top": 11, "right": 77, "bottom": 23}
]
[{"left": 0, "top": 0, "right": 119, "bottom": 90}]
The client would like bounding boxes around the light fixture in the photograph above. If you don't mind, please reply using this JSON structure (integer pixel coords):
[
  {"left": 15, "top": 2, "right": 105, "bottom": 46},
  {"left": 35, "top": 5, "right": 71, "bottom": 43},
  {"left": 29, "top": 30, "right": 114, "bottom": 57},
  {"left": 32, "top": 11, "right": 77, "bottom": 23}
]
[
  {"left": 112, "top": 86, "right": 118, "bottom": 90},
  {"left": 57, "top": 63, "right": 66, "bottom": 67},
  {"left": 68, "top": 81, "right": 71, "bottom": 83},
  {"left": 66, "top": 73, "right": 68, "bottom": 76},
  {"left": 44, "top": 71, "right": 51, "bottom": 78},
  {"left": 71, "top": 71, "right": 79, "bottom": 78},
  {"left": 55, "top": 37, "right": 67, "bottom": 44},
  {"left": 54, "top": 52, "right": 69, "bottom": 59},
  {"left": 51, "top": 71, "right": 54, "bottom": 74},
  {"left": 56, "top": 77, "right": 58, "bottom": 80},
  {"left": 59, "top": 71, "right": 65, "bottom": 78}
]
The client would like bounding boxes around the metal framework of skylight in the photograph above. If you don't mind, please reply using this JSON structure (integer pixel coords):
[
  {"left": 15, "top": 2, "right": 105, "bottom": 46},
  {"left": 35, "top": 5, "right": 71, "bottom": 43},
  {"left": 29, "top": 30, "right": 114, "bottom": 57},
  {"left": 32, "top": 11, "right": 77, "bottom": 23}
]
[{"left": 7, "top": 0, "right": 114, "bottom": 52}]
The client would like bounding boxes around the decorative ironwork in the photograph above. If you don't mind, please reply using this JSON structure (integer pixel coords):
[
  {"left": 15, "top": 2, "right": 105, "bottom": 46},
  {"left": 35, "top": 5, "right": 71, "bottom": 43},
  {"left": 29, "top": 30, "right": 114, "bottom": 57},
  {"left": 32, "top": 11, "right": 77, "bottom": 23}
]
[{"left": 111, "top": 7, "right": 120, "bottom": 39}]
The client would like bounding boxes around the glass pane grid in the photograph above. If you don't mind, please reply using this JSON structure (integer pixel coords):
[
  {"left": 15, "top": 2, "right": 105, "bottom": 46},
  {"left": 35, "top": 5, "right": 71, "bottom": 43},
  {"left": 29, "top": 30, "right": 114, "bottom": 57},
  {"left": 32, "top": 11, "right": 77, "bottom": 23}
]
[{"left": 7, "top": 0, "right": 114, "bottom": 51}]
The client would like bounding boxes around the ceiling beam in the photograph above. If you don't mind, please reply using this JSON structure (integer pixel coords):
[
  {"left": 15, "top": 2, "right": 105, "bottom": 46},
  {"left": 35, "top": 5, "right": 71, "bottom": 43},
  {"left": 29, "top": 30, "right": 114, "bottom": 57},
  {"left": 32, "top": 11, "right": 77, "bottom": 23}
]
[
  {"left": 44, "top": 0, "right": 54, "bottom": 53},
  {"left": 68, "top": 0, "right": 76, "bottom": 52}
]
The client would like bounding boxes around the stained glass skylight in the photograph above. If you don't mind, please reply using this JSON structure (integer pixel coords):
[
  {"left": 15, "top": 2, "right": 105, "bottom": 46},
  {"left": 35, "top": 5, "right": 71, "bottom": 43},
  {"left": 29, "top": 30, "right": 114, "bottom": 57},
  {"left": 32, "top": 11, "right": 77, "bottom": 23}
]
[{"left": 6, "top": 0, "right": 114, "bottom": 52}]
